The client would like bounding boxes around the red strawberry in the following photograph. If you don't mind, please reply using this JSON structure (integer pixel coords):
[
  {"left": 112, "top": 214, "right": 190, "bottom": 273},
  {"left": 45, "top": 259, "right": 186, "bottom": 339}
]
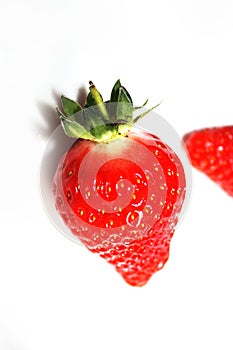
[
  {"left": 183, "top": 126, "right": 233, "bottom": 197},
  {"left": 53, "top": 80, "right": 186, "bottom": 286}
]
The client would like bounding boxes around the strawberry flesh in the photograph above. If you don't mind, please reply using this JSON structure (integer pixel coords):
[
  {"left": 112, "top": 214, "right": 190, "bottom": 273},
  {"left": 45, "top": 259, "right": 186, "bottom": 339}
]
[{"left": 183, "top": 126, "right": 233, "bottom": 197}]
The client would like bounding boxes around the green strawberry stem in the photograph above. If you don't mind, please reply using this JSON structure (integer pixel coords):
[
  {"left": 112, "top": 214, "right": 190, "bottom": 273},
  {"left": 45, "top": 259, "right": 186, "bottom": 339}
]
[
  {"left": 89, "top": 81, "right": 109, "bottom": 119},
  {"left": 56, "top": 80, "right": 161, "bottom": 143}
]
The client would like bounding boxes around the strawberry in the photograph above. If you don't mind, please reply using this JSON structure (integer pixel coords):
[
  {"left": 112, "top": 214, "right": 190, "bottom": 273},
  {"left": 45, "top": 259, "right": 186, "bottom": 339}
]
[
  {"left": 183, "top": 126, "right": 233, "bottom": 197},
  {"left": 53, "top": 80, "right": 186, "bottom": 286}
]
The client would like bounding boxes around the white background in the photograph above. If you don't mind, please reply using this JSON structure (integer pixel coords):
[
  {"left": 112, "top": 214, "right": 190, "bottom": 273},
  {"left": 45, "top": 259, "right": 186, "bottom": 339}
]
[{"left": 1, "top": 0, "right": 233, "bottom": 349}]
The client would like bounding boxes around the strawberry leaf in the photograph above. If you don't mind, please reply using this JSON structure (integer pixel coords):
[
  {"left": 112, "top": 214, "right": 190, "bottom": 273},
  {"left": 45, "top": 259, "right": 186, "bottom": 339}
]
[
  {"left": 133, "top": 99, "right": 149, "bottom": 110},
  {"left": 118, "top": 85, "right": 133, "bottom": 104},
  {"left": 115, "top": 86, "right": 133, "bottom": 122},
  {"left": 110, "top": 81, "right": 133, "bottom": 123},
  {"left": 110, "top": 79, "right": 121, "bottom": 102},
  {"left": 56, "top": 107, "right": 94, "bottom": 140},
  {"left": 61, "top": 118, "right": 94, "bottom": 140},
  {"left": 83, "top": 106, "right": 106, "bottom": 131},
  {"left": 133, "top": 102, "right": 162, "bottom": 123},
  {"left": 86, "top": 92, "right": 96, "bottom": 107},
  {"left": 61, "top": 96, "right": 82, "bottom": 117}
]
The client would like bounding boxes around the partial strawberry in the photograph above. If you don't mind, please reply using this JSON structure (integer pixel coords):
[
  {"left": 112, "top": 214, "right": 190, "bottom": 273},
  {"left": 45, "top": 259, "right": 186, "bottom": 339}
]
[
  {"left": 183, "top": 126, "right": 233, "bottom": 197},
  {"left": 53, "top": 80, "right": 186, "bottom": 286}
]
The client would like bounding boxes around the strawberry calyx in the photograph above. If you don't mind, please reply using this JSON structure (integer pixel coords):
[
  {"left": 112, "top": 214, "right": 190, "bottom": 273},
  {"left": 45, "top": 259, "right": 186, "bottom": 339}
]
[{"left": 56, "top": 80, "right": 160, "bottom": 143}]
